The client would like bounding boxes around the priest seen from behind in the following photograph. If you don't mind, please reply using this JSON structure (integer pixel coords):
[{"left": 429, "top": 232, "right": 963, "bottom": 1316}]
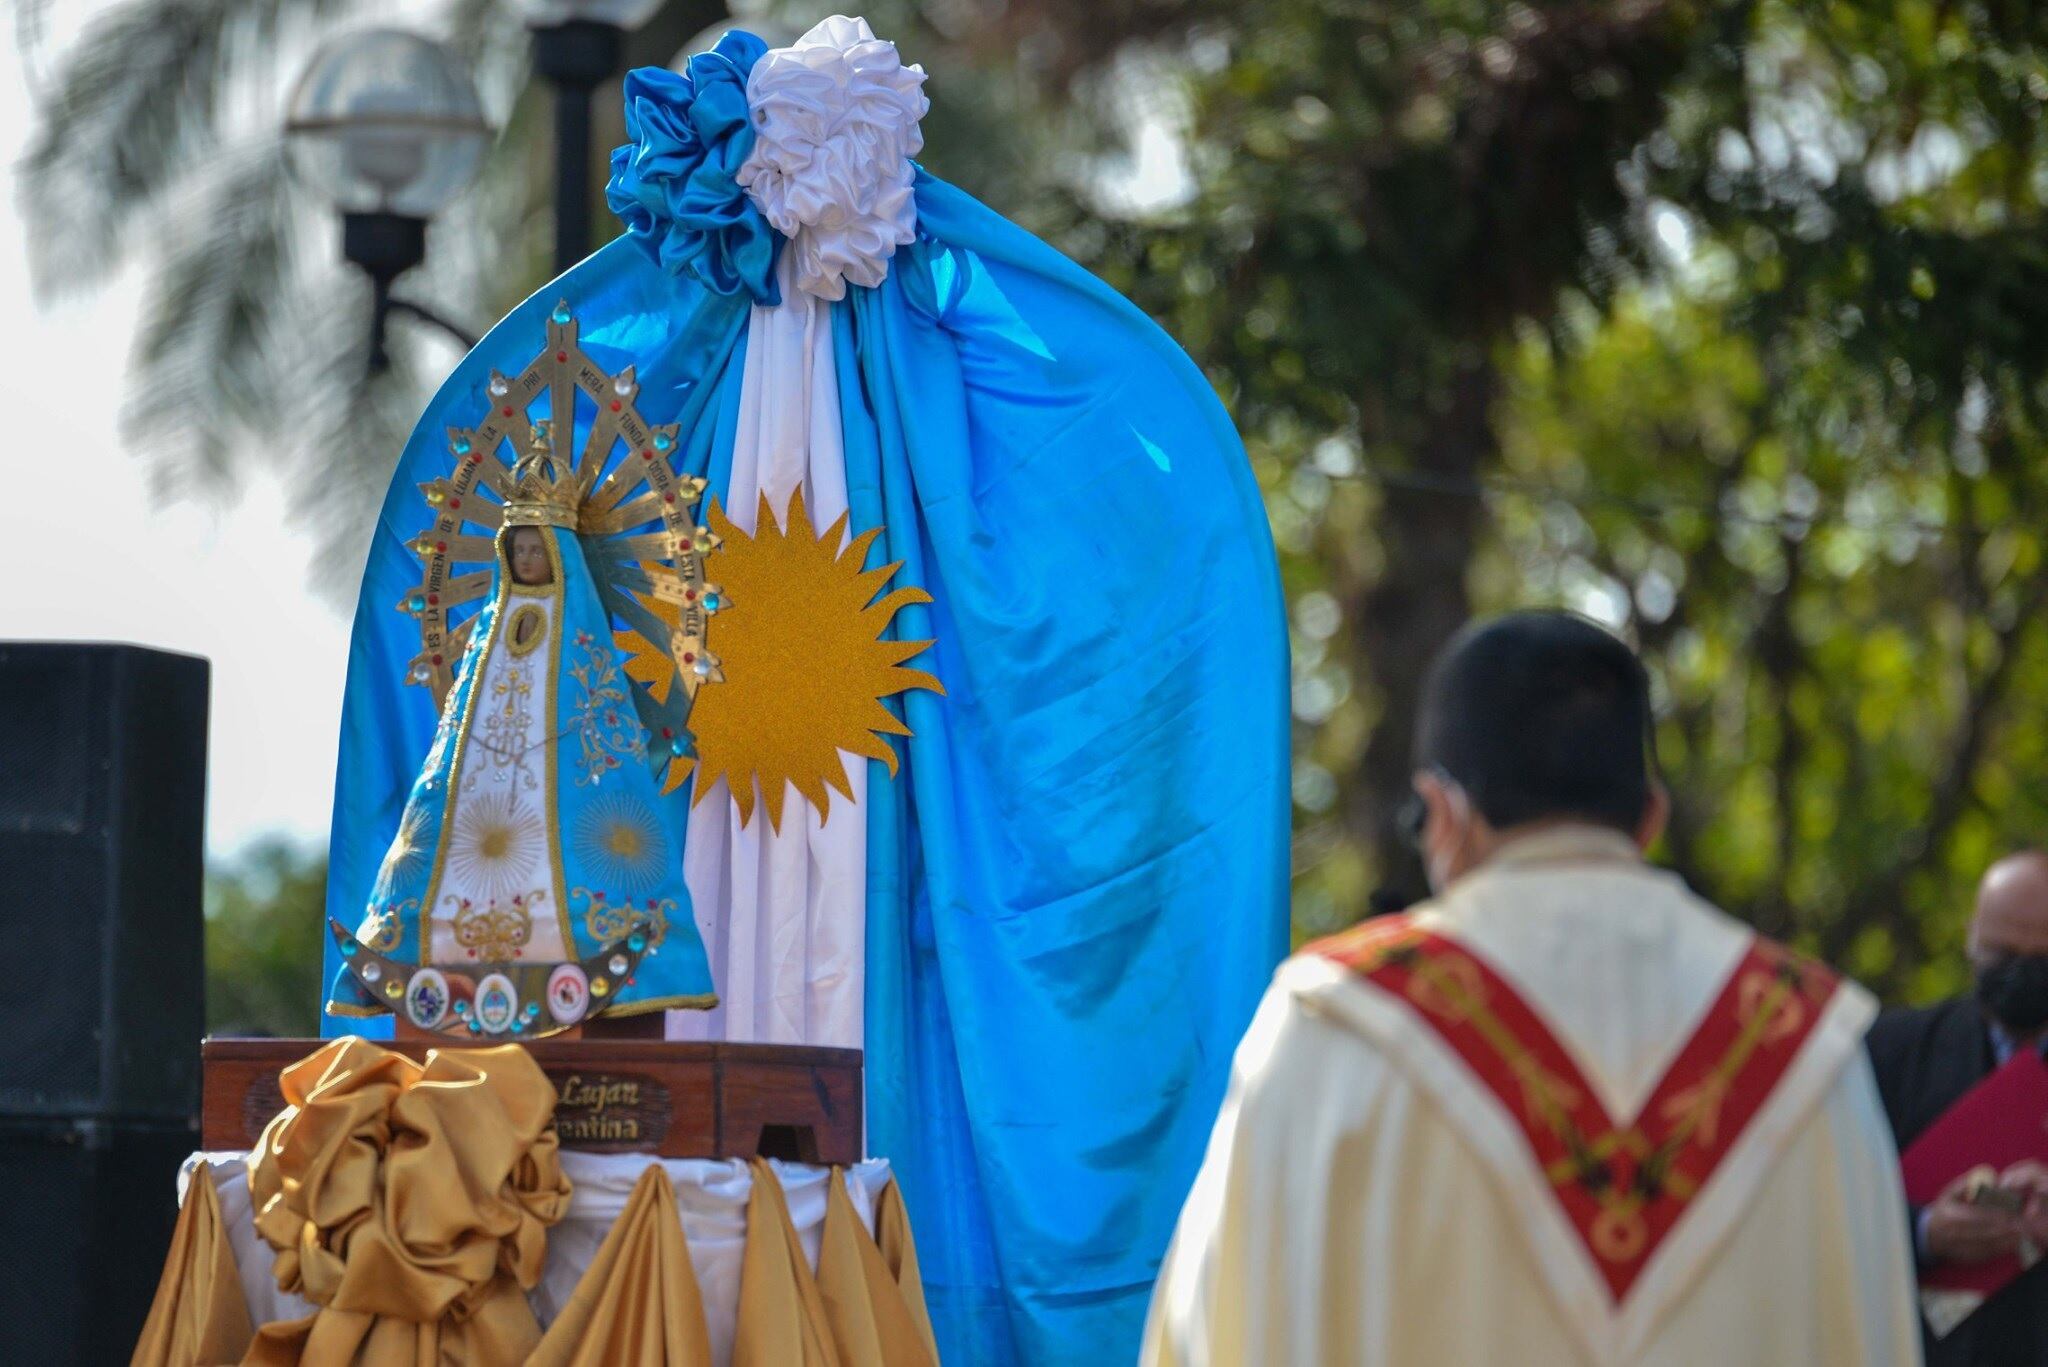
[{"left": 1143, "top": 610, "right": 1919, "bottom": 1367}]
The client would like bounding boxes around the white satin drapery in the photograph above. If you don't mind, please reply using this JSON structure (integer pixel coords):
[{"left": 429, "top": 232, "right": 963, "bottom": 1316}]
[
  {"left": 668, "top": 248, "right": 868, "bottom": 1051},
  {"left": 739, "top": 16, "right": 928, "bottom": 302}
]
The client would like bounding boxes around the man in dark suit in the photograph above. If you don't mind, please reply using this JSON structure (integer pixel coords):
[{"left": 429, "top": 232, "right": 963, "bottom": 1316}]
[{"left": 1868, "top": 851, "right": 2048, "bottom": 1366}]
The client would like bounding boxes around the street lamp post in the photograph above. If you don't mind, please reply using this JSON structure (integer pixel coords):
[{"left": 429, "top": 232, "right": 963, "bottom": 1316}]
[
  {"left": 524, "top": 0, "right": 665, "bottom": 274},
  {"left": 285, "top": 30, "right": 491, "bottom": 372}
]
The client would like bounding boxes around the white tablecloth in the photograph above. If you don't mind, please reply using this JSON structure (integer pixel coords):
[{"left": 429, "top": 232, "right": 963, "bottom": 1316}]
[{"left": 182, "top": 1151, "right": 895, "bottom": 1364}]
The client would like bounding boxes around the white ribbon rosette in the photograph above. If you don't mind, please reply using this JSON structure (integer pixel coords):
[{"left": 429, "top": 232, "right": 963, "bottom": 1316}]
[{"left": 739, "top": 15, "right": 930, "bottom": 301}]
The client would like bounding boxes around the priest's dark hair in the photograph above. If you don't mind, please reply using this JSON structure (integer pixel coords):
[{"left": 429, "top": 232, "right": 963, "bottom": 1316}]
[{"left": 1414, "top": 610, "right": 1653, "bottom": 834}]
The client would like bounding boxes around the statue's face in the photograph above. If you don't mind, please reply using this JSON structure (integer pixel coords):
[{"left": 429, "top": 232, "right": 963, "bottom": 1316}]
[{"left": 508, "top": 528, "right": 553, "bottom": 586}]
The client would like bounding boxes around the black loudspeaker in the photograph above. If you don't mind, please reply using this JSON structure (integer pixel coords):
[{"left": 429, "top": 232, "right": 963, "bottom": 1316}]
[
  {"left": 0, "top": 642, "right": 209, "bottom": 1120},
  {"left": 0, "top": 645, "right": 207, "bottom": 1361},
  {"left": 0, "top": 1117, "right": 197, "bottom": 1363}
]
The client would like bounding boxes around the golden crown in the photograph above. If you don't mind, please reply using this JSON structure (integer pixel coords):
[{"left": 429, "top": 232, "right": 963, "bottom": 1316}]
[{"left": 502, "top": 421, "right": 580, "bottom": 529}]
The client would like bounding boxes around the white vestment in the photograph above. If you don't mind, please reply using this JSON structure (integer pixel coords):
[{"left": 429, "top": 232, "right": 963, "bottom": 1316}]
[{"left": 1143, "top": 827, "right": 1921, "bottom": 1367}]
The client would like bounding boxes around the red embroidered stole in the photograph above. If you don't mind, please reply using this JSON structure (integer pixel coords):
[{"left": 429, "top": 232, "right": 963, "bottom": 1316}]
[{"left": 1312, "top": 916, "right": 1840, "bottom": 1302}]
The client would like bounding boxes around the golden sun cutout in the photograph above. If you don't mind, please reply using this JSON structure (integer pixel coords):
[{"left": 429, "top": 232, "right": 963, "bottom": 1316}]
[{"left": 614, "top": 488, "right": 943, "bottom": 831}]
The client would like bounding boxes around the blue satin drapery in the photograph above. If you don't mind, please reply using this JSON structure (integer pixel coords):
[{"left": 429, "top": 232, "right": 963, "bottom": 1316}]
[
  {"left": 606, "top": 32, "right": 781, "bottom": 304},
  {"left": 841, "top": 175, "right": 1290, "bottom": 1361},
  {"left": 324, "top": 168, "right": 1288, "bottom": 1363}
]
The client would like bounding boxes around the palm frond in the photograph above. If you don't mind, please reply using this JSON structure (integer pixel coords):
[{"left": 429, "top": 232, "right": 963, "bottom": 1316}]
[
  {"left": 20, "top": 0, "right": 354, "bottom": 298},
  {"left": 122, "top": 139, "right": 302, "bottom": 493},
  {"left": 26, "top": 0, "right": 717, "bottom": 600}
]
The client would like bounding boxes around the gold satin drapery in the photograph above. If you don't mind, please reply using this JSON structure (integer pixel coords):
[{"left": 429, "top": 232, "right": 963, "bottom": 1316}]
[
  {"left": 733, "top": 1157, "right": 839, "bottom": 1365},
  {"left": 132, "top": 1162, "right": 256, "bottom": 1367},
  {"left": 132, "top": 1037, "right": 940, "bottom": 1365},
  {"left": 731, "top": 1159, "right": 939, "bottom": 1367},
  {"left": 818, "top": 1167, "right": 939, "bottom": 1365},
  {"left": 241, "top": 1037, "right": 572, "bottom": 1366},
  {"left": 873, "top": 1179, "right": 935, "bottom": 1353},
  {"left": 538, "top": 1158, "right": 939, "bottom": 1366},
  {"left": 527, "top": 1163, "right": 713, "bottom": 1365}
]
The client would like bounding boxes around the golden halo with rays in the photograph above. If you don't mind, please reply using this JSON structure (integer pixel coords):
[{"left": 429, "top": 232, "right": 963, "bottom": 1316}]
[{"left": 615, "top": 488, "right": 943, "bottom": 832}]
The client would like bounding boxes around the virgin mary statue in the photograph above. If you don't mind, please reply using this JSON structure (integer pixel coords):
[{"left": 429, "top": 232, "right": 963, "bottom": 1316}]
[{"left": 326, "top": 428, "right": 718, "bottom": 1038}]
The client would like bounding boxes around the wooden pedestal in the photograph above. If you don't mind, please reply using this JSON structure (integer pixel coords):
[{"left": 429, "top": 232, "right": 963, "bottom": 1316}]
[{"left": 203, "top": 1037, "right": 863, "bottom": 1164}]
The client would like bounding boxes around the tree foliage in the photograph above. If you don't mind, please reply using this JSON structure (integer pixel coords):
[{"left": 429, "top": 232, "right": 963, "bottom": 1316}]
[
  {"left": 1507, "top": 0, "right": 2048, "bottom": 1000},
  {"left": 1062, "top": 0, "right": 2048, "bottom": 999},
  {"left": 205, "top": 839, "right": 327, "bottom": 1035}
]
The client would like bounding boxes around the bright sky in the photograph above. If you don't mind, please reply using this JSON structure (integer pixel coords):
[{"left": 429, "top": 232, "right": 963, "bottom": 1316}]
[{"left": 0, "top": 61, "right": 350, "bottom": 862}]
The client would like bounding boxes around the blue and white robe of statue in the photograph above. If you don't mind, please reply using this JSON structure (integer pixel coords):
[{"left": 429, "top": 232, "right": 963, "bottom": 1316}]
[{"left": 327, "top": 523, "right": 715, "bottom": 1020}]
